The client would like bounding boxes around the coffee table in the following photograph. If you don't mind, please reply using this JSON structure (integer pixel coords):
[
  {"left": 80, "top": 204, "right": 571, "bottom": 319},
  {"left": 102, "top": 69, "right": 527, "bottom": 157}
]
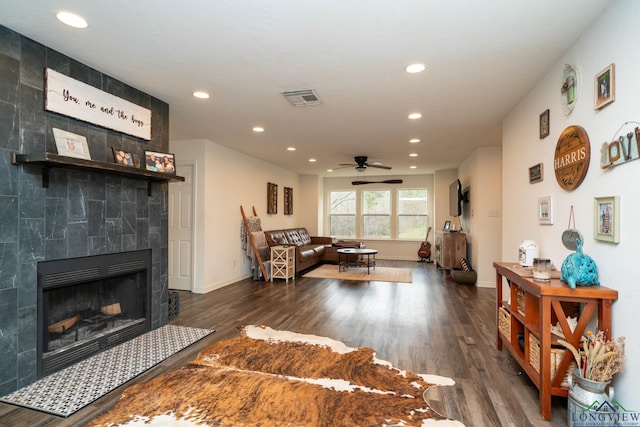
[{"left": 337, "top": 248, "right": 378, "bottom": 274}]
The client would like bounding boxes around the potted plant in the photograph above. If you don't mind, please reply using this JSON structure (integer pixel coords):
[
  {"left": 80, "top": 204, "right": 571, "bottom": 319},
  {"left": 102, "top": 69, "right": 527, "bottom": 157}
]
[
  {"left": 559, "top": 330, "right": 625, "bottom": 382},
  {"left": 560, "top": 330, "right": 625, "bottom": 426}
]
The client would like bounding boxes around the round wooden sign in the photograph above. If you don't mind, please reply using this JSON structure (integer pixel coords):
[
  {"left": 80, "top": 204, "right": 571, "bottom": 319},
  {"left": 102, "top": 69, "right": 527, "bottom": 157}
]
[{"left": 554, "top": 125, "right": 591, "bottom": 190}]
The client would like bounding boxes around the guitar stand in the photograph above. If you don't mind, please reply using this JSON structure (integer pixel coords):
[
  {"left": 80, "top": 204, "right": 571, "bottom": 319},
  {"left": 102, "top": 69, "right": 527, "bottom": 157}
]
[{"left": 418, "top": 256, "right": 433, "bottom": 263}]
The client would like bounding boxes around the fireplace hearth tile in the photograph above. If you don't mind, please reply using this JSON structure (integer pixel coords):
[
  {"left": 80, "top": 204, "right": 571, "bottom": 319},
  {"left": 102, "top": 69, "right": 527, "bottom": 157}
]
[{"left": 0, "top": 324, "right": 214, "bottom": 417}]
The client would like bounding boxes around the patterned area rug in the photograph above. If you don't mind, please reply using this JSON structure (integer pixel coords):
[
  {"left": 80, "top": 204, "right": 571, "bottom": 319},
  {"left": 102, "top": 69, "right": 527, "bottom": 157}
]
[
  {"left": 0, "top": 325, "right": 214, "bottom": 417},
  {"left": 303, "top": 264, "right": 413, "bottom": 283},
  {"left": 86, "top": 325, "right": 463, "bottom": 426}
]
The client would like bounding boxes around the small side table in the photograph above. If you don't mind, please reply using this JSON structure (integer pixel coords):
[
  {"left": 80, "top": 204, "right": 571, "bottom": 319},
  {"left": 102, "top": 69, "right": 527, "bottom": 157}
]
[{"left": 270, "top": 245, "right": 295, "bottom": 283}]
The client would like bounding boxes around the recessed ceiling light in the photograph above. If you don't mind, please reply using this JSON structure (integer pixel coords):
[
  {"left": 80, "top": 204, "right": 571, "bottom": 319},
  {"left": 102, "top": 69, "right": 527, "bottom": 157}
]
[
  {"left": 405, "top": 63, "right": 426, "bottom": 73},
  {"left": 309, "top": 158, "right": 317, "bottom": 162},
  {"left": 409, "top": 153, "right": 419, "bottom": 157},
  {"left": 252, "top": 126, "right": 265, "bottom": 132},
  {"left": 287, "top": 147, "right": 296, "bottom": 151},
  {"left": 56, "top": 11, "right": 88, "bottom": 29},
  {"left": 327, "top": 169, "right": 334, "bottom": 172},
  {"left": 408, "top": 113, "right": 422, "bottom": 120},
  {"left": 193, "top": 91, "right": 210, "bottom": 99},
  {"left": 410, "top": 165, "right": 417, "bottom": 169},
  {"left": 409, "top": 138, "right": 421, "bottom": 143}
]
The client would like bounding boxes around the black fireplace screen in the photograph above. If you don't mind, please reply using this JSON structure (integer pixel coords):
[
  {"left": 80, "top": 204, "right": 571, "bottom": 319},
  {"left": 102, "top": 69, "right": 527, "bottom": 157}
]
[
  {"left": 44, "top": 272, "right": 145, "bottom": 352},
  {"left": 37, "top": 250, "right": 152, "bottom": 377}
]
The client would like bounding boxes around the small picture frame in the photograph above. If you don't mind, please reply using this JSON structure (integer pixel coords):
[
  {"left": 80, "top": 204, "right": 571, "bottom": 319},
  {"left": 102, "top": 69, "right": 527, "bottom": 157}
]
[
  {"left": 443, "top": 220, "right": 451, "bottom": 231},
  {"left": 52, "top": 128, "right": 91, "bottom": 160},
  {"left": 144, "top": 150, "right": 176, "bottom": 174},
  {"left": 594, "top": 196, "right": 619, "bottom": 243},
  {"left": 529, "top": 163, "right": 543, "bottom": 184},
  {"left": 112, "top": 147, "right": 140, "bottom": 167},
  {"left": 595, "top": 63, "right": 615, "bottom": 110},
  {"left": 539, "top": 109, "right": 549, "bottom": 139},
  {"left": 538, "top": 196, "right": 553, "bottom": 225}
]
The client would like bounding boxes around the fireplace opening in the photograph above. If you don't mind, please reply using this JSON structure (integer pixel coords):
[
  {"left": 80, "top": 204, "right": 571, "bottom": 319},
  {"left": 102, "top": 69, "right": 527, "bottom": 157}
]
[{"left": 37, "top": 250, "right": 152, "bottom": 378}]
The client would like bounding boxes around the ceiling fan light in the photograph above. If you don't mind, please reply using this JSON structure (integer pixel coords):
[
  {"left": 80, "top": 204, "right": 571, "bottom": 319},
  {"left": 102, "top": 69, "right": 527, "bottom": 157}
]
[{"left": 355, "top": 166, "right": 367, "bottom": 172}]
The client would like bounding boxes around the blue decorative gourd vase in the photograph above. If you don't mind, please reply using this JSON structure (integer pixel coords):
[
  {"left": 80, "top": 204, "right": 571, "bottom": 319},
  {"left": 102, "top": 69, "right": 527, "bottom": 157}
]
[{"left": 561, "top": 239, "right": 599, "bottom": 288}]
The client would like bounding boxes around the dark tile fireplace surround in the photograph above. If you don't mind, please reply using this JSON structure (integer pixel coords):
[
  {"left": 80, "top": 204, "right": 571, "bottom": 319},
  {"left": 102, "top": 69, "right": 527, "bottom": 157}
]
[{"left": 0, "top": 26, "right": 170, "bottom": 394}]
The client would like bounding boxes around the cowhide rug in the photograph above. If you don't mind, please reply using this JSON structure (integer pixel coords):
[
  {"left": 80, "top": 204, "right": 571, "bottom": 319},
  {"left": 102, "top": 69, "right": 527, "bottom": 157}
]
[{"left": 87, "top": 326, "right": 463, "bottom": 426}]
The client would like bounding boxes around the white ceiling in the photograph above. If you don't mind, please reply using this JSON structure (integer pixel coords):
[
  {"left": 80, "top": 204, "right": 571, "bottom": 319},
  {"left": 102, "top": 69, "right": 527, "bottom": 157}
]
[{"left": 0, "top": 0, "right": 612, "bottom": 177}]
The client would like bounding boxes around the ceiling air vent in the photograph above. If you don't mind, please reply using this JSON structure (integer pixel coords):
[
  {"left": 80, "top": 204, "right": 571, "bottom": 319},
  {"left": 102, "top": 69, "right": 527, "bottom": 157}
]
[{"left": 281, "top": 89, "right": 321, "bottom": 106}]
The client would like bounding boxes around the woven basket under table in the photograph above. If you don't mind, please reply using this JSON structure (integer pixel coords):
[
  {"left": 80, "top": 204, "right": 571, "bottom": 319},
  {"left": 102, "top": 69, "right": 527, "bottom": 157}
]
[{"left": 529, "top": 334, "right": 577, "bottom": 388}]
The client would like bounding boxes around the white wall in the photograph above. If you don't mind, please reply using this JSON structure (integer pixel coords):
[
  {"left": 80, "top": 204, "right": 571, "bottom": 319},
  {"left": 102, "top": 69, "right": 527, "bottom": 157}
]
[
  {"left": 170, "top": 139, "right": 302, "bottom": 293},
  {"left": 502, "top": 0, "right": 639, "bottom": 406},
  {"left": 434, "top": 169, "right": 458, "bottom": 229},
  {"left": 299, "top": 175, "right": 322, "bottom": 235},
  {"left": 459, "top": 147, "right": 502, "bottom": 287}
]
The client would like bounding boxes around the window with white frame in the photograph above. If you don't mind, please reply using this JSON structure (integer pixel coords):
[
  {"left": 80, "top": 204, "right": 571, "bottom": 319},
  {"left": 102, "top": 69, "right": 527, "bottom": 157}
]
[
  {"left": 397, "top": 189, "right": 428, "bottom": 239},
  {"left": 328, "top": 187, "right": 428, "bottom": 239},
  {"left": 329, "top": 190, "right": 356, "bottom": 238},
  {"left": 362, "top": 190, "right": 391, "bottom": 238}
]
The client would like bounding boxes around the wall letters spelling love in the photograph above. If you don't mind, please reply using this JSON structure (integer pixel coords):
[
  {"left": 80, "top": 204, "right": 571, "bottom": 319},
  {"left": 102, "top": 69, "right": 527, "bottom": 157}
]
[
  {"left": 600, "top": 123, "right": 640, "bottom": 169},
  {"left": 45, "top": 68, "right": 151, "bottom": 140},
  {"left": 554, "top": 125, "right": 591, "bottom": 191}
]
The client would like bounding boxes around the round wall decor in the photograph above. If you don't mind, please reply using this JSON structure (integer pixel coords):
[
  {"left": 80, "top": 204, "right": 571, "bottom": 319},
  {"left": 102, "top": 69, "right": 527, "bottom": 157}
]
[
  {"left": 561, "top": 64, "right": 578, "bottom": 116},
  {"left": 554, "top": 125, "right": 591, "bottom": 191}
]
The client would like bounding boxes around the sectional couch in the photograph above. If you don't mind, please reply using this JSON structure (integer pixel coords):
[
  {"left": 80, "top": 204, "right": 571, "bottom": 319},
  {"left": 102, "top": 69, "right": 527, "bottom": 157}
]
[
  {"left": 263, "top": 228, "right": 363, "bottom": 274},
  {"left": 263, "top": 228, "right": 332, "bottom": 273}
]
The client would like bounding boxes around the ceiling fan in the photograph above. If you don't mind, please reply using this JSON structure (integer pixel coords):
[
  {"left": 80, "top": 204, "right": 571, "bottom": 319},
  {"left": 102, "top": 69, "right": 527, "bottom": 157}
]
[
  {"left": 334, "top": 156, "right": 401, "bottom": 185},
  {"left": 337, "top": 156, "right": 392, "bottom": 172}
]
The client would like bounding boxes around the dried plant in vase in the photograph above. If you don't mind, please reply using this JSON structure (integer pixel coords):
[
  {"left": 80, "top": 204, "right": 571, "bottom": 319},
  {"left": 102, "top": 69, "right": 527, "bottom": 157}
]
[{"left": 559, "top": 330, "right": 625, "bottom": 382}]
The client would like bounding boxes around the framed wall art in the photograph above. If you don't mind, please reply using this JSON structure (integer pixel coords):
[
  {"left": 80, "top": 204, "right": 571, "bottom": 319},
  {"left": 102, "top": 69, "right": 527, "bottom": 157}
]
[
  {"left": 538, "top": 196, "right": 553, "bottom": 225},
  {"left": 529, "top": 163, "right": 543, "bottom": 183},
  {"left": 284, "top": 187, "right": 293, "bottom": 215},
  {"left": 112, "top": 147, "right": 140, "bottom": 167},
  {"left": 594, "top": 196, "right": 619, "bottom": 243},
  {"left": 53, "top": 128, "right": 91, "bottom": 160},
  {"left": 595, "top": 63, "right": 615, "bottom": 110},
  {"left": 267, "top": 182, "right": 278, "bottom": 214},
  {"left": 45, "top": 68, "right": 151, "bottom": 140},
  {"left": 539, "top": 109, "right": 550, "bottom": 139},
  {"left": 144, "top": 150, "right": 176, "bottom": 174}
]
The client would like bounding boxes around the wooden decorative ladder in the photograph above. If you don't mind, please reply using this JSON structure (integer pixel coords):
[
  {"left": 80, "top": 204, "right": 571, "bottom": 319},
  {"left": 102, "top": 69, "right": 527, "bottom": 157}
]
[{"left": 240, "top": 206, "right": 269, "bottom": 282}]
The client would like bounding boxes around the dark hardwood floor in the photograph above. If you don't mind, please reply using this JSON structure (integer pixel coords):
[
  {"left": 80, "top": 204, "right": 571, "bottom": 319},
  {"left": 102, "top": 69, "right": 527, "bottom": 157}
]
[{"left": 0, "top": 261, "right": 568, "bottom": 426}]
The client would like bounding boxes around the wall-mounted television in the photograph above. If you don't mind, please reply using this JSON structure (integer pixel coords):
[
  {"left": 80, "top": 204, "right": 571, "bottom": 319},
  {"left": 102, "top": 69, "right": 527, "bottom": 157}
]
[{"left": 449, "top": 179, "right": 463, "bottom": 217}]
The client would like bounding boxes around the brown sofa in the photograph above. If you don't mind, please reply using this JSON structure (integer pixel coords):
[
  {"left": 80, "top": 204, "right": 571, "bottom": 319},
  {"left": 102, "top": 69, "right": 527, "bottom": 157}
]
[{"left": 263, "top": 228, "right": 332, "bottom": 273}]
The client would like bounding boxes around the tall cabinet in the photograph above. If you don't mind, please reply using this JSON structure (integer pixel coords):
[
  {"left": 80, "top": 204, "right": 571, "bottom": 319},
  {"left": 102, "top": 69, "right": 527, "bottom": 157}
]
[{"left": 434, "top": 231, "right": 467, "bottom": 278}]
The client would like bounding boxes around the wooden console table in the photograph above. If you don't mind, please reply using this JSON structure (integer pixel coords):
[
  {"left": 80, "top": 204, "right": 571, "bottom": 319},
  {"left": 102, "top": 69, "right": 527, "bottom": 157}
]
[{"left": 494, "top": 262, "right": 617, "bottom": 420}]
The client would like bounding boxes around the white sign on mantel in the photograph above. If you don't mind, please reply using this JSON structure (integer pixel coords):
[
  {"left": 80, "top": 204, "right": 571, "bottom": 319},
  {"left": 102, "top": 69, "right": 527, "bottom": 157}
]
[{"left": 44, "top": 68, "right": 152, "bottom": 140}]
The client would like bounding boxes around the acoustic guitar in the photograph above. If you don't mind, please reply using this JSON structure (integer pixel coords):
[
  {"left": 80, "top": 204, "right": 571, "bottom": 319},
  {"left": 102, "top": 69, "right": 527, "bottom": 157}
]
[{"left": 418, "top": 226, "right": 432, "bottom": 262}]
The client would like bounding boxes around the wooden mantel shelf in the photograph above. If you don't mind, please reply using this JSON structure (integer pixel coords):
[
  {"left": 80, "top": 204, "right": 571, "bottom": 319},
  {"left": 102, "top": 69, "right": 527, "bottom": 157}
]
[{"left": 11, "top": 152, "right": 184, "bottom": 195}]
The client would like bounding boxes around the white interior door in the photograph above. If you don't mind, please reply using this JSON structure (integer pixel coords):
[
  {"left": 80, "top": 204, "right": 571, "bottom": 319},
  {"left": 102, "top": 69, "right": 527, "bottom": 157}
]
[{"left": 168, "top": 163, "right": 194, "bottom": 291}]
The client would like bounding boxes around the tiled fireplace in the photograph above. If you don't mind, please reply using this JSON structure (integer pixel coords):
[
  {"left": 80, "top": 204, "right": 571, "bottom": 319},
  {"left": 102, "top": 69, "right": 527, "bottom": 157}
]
[
  {"left": 37, "top": 250, "right": 152, "bottom": 377},
  {"left": 0, "top": 25, "right": 171, "bottom": 394}
]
